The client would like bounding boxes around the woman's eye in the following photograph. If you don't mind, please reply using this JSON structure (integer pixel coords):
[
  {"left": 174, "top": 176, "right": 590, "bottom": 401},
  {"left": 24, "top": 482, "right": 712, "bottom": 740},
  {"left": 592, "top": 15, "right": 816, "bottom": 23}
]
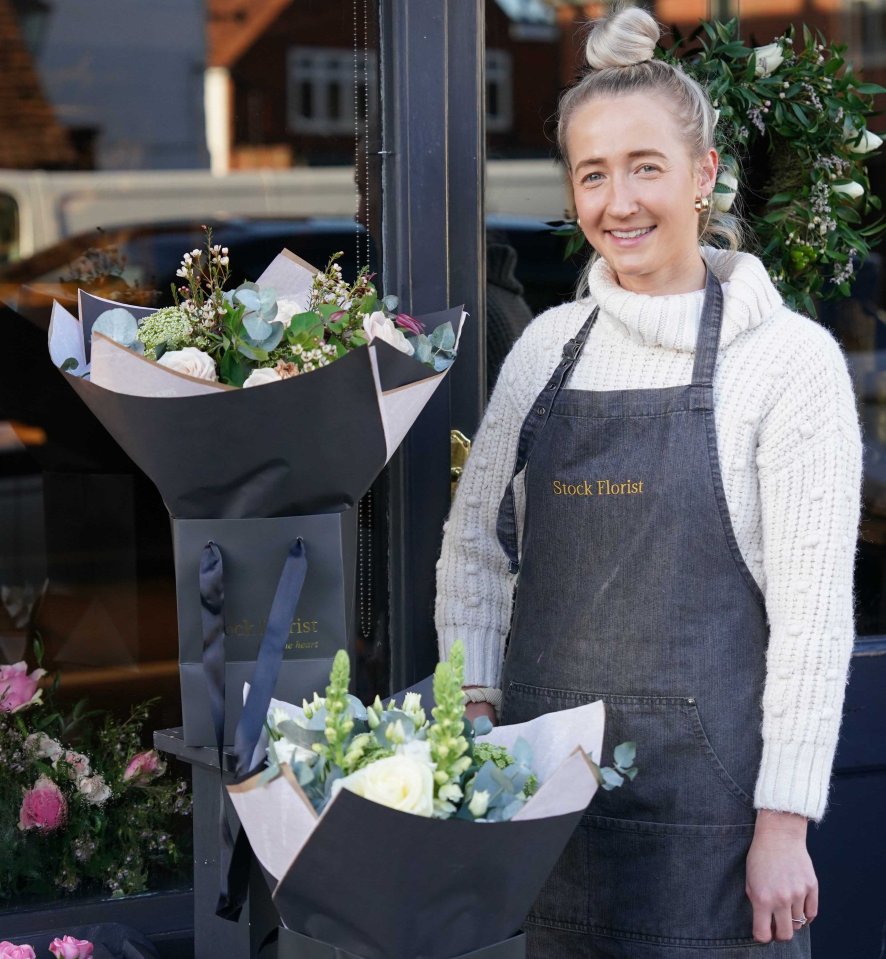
[
  {"left": 581, "top": 172, "right": 603, "bottom": 184},
  {"left": 638, "top": 164, "right": 659, "bottom": 174}
]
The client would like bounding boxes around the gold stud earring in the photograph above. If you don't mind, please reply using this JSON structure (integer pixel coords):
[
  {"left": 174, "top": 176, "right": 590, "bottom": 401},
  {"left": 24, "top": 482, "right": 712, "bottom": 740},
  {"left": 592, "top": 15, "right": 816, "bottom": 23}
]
[
  {"left": 577, "top": 216, "right": 581, "bottom": 226},
  {"left": 694, "top": 195, "right": 711, "bottom": 213}
]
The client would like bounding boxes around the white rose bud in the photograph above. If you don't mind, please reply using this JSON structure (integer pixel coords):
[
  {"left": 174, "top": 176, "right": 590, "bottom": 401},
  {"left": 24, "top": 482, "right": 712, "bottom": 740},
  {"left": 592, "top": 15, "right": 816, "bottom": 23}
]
[
  {"left": 847, "top": 129, "right": 883, "bottom": 155},
  {"left": 243, "top": 367, "right": 283, "bottom": 388},
  {"left": 362, "top": 310, "right": 415, "bottom": 356},
  {"left": 833, "top": 181, "right": 865, "bottom": 199},
  {"left": 754, "top": 42, "right": 784, "bottom": 77},
  {"left": 270, "top": 295, "right": 306, "bottom": 328},
  {"left": 468, "top": 788, "right": 491, "bottom": 818},
  {"left": 157, "top": 347, "right": 218, "bottom": 381},
  {"left": 712, "top": 170, "right": 739, "bottom": 213},
  {"left": 335, "top": 754, "right": 435, "bottom": 817}
]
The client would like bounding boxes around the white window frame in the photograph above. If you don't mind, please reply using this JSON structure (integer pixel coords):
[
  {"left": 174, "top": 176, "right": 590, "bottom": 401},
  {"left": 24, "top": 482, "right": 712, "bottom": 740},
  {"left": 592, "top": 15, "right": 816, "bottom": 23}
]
[
  {"left": 486, "top": 49, "right": 513, "bottom": 133},
  {"left": 287, "top": 47, "right": 377, "bottom": 136}
]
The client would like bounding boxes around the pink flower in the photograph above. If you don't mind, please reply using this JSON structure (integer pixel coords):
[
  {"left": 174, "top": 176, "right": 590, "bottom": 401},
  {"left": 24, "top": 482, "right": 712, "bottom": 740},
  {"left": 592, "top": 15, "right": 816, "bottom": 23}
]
[
  {"left": 0, "top": 662, "right": 46, "bottom": 713},
  {"left": 18, "top": 775, "right": 67, "bottom": 832},
  {"left": 123, "top": 749, "right": 166, "bottom": 784},
  {"left": 49, "top": 936, "right": 93, "bottom": 959},
  {"left": 395, "top": 312, "right": 424, "bottom": 335},
  {"left": 0, "top": 941, "right": 36, "bottom": 958}
]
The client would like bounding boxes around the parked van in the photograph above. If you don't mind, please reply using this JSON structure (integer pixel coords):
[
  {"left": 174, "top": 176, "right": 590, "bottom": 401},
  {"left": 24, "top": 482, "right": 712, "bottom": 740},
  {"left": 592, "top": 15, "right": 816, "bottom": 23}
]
[{"left": 0, "top": 160, "right": 570, "bottom": 265}]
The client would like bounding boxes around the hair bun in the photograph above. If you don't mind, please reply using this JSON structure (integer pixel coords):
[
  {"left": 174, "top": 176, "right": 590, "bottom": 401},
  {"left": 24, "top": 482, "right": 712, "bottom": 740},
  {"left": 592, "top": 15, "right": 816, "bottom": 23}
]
[{"left": 585, "top": 7, "right": 660, "bottom": 70}]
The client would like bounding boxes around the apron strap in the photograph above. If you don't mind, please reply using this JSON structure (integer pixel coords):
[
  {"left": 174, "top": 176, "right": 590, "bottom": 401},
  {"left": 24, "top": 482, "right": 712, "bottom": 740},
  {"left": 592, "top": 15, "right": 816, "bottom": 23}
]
[
  {"left": 496, "top": 308, "right": 598, "bottom": 574},
  {"left": 690, "top": 267, "right": 725, "bottom": 388}
]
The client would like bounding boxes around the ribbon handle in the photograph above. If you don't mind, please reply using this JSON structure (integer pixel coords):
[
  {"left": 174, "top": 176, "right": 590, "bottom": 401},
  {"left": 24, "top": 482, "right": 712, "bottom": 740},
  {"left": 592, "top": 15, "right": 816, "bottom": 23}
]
[{"left": 199, "top": 536, "right": 309, "bottom": 921}]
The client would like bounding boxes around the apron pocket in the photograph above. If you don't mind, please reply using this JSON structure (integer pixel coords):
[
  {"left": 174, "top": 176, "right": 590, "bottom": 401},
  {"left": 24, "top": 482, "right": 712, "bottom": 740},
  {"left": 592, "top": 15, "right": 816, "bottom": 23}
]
[{"left": 583, "top": 815, "right": 758, "bottom": 946}]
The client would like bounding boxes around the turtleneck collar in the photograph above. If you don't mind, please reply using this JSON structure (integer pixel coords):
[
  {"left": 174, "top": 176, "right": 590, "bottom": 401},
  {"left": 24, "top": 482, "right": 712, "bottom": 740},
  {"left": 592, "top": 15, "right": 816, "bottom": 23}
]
[{"left": 585, "top": 248, "right": 783, "bottom": 353}]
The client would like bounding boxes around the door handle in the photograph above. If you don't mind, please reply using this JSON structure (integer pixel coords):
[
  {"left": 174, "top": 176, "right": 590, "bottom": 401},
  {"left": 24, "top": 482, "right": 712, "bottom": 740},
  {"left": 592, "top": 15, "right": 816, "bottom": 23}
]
[{"left": 450, "top": 429, "right": 472, "bottom": 498}]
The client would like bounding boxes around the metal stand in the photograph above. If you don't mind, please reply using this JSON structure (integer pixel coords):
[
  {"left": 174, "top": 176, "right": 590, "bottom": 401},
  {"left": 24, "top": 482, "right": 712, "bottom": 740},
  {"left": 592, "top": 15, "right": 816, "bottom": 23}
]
[{"left": 154, "top": 728, "right": 279, "bottom": 959}]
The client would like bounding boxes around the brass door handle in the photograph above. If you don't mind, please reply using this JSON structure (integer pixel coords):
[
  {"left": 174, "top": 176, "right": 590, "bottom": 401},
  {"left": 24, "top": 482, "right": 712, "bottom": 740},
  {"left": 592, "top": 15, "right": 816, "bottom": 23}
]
[{"left": 450, "top": 429, "right": 472, "bottom": 497}]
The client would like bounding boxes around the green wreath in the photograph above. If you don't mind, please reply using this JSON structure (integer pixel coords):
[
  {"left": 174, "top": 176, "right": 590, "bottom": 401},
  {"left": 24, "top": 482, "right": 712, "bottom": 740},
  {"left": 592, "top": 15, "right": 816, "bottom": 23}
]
[{"left": 559, "top": 19, "right": 886, "bottom": 316}]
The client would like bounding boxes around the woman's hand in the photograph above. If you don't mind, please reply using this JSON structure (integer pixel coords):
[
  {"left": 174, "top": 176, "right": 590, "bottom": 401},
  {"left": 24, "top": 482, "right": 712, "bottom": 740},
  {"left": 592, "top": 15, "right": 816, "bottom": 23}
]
[
  {"left": 746, "top": 809, "right": 817, "bottom": 943},
  {"left": 465, "top": 701, "right": 498, "bottom": 726}
]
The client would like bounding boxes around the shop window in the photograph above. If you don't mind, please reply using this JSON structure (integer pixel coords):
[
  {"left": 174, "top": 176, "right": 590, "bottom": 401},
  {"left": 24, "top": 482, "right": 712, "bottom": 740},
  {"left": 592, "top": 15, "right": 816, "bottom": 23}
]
[{"left": 486, "top": 49, "right": 513, "bottom": 133}]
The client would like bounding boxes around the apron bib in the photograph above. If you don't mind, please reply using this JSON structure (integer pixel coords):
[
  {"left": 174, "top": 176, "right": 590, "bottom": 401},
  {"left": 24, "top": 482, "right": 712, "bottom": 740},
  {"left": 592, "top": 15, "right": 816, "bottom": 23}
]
[{"left": 496, "top": 271, "right": 811, "bottom": 958}]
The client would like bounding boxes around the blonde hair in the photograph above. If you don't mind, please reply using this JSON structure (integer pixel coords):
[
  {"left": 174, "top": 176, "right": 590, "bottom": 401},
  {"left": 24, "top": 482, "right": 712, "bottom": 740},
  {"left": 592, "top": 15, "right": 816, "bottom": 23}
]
[{"left": 559, "top": 6, "right": 743, "bottom": 254}]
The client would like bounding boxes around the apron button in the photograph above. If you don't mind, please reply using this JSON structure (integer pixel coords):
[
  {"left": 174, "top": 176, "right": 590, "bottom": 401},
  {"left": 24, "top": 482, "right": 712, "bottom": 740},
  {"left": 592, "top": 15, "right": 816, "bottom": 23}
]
[
  {"left": 536, "top": 406, "right": 546, "bottom": 415},
  {"left": 686, "top": 697, "right": 695, "bottom": 705}
]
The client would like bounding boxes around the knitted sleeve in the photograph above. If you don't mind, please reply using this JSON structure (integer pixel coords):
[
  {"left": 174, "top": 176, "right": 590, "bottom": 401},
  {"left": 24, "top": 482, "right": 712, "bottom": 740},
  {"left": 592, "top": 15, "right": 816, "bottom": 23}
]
[
  {"left": 435, "top": 305, "right": 576, "bottom": 686},
  {"left": 753, "top": 314, "right": 863, "bottom": 821}
]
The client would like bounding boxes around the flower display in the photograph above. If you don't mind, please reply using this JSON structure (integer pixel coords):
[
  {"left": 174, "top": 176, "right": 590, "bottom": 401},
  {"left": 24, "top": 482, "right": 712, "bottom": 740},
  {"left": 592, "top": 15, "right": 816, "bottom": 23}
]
[
  {"left": 0, "top": 664, "right": 190, "bottom": 901},
  {"left": 0, "top": 661, "right": 46, "bottom": 713}
]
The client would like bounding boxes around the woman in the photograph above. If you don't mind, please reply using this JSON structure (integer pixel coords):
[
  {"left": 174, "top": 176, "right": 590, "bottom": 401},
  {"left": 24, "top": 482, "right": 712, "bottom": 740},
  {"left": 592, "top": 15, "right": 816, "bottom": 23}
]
[{"left": 435, "top": 8, "right": 861, "bottom": 958}]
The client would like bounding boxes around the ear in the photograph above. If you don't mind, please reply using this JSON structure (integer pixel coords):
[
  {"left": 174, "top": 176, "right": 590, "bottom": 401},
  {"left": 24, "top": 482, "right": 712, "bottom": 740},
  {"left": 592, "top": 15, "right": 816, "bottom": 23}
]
[{"left": 698, "top": 147, "right": 718, "bottom": 198}]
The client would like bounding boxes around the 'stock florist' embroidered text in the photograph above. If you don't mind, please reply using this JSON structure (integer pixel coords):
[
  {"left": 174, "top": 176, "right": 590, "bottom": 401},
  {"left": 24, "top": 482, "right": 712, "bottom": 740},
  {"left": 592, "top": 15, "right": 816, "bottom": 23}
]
[{"left": 552, "top": 479, "right": 644, "bottom": 496}]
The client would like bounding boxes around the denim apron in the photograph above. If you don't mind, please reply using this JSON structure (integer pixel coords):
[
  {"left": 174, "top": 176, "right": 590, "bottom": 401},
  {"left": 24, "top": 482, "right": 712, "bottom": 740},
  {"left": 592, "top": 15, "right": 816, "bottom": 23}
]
[{"left": 496, "top": 271, "right": 811, "bottom": 958}]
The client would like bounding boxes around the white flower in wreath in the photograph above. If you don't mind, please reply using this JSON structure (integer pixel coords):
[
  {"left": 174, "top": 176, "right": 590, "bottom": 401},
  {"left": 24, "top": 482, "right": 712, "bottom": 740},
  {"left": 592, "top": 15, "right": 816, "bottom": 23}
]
[
  {"left": 25, "top": 732, "right": 64, "bottom": 763},
  {"left": 753, "top": 42, "right": 784, "bottom": 77},
  {"left": 833, "top": 181, "right": 865, "bottom": 199},
  {"left": 270, "top": 295, "right": 307, "bottom": 329},
  {"left": 157, "top": 347, "right": 218, "bottom": 381},
  {"left": 362, "top": 310, "right": 415, "bottom": 356},
  {"left": 334, "top": 751, "right": 435, "bottom": 816},
  {"left": 847, "top": 129, "right": 883, "bottom": 155},
  {"left": 712, "top": 170, "right": 739, "bottom": 213}
]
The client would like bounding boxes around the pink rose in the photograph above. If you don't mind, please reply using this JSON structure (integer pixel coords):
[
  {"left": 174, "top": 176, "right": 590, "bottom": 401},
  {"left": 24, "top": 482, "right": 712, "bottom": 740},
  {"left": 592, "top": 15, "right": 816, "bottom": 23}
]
[
  {"left": 0, "top": 942, "right": 36, "bottom": 958},
  {"left": 123, "top": 749, "right": 166, "bottom": 784},
  {"left": 0, "top": 662, "right": 46, "bottom": 713},
  {"left": 18, "top": 775, "right": 67, "bottom": 832},
  {"left": 49, "top": 936, "right": 93, "bottom": 959}
]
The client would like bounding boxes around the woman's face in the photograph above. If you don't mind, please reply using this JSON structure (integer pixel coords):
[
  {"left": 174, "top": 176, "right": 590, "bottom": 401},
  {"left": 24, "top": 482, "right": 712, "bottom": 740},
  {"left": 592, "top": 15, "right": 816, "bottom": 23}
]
[{"left": 565, "top": 92, "right": 717, "bottom": 295}]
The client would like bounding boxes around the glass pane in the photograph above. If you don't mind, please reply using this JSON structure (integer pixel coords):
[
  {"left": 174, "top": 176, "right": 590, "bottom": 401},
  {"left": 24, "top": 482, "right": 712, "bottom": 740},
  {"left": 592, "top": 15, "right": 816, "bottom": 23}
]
[{"left": 0, "top": 0, "right": 383, "bottom": 906}]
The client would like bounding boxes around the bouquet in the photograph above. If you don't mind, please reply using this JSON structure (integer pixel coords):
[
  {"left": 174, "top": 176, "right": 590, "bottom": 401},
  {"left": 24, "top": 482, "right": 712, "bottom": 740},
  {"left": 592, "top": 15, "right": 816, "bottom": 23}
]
[
  {"left": 228, "top": 643, "right": 637, "bottom": 959},
  {"left": 62, "top": 231, "right": 458, "bottom": 389},
  {"left": 0, "top": 655, "right": 190, "bottom": 902}
]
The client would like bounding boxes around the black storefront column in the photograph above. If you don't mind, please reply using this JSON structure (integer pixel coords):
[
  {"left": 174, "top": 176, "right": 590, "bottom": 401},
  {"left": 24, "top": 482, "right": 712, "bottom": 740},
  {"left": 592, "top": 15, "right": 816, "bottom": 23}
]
[{"left": 379, "top": 0, "right": 487, "bottom": 690}]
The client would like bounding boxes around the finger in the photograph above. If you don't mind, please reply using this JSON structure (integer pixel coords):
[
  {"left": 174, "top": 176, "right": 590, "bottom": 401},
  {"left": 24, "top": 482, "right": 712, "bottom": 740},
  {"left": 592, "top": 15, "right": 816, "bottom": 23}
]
[
  {"left": 773, "top": 905, "right": 795, "bottom": 942},
  {"left": 805, "top": 884, "right": 819, "bottom": 923},
  {"left": 751, "top": 903, "right": 773, "bottom": 944}
]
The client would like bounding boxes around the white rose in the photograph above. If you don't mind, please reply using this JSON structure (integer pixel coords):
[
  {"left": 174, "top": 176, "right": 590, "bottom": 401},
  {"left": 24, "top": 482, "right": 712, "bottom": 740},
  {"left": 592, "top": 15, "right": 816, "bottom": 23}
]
[
  {"left": 25, "top": 733, "right": 64, "bottom": 763},
  {"left": 336, "top": 753, "right": 434, "bottom": 816},
  {"left": 362, "top": 310, "right": 414, "bottom": 356},
  {"left": 833, "top": 181, "right": 865, "bottom": 199},
  {"left": 54, "top": 750, "right": 91, "bottom": 781},
  {"left": 78, "top": 774, "right": 112, "bottom": 805},
  {"left": 847, "top": 129, "right": 883, "bottom": 154},
  {"left": 754, "top": 42, "right": 784, "bottom": 77},
  {"left": 157, "top": 347, "right": 218, "bottom": 381},
  {"left": 712, "top": 170, "right": 739, "bottom": 213},
  {"left": 243, "top": 367, "right": 283, "bottom": 388},
  {"left": 271, "top": 295, "right": 307, "bottom": 328}
]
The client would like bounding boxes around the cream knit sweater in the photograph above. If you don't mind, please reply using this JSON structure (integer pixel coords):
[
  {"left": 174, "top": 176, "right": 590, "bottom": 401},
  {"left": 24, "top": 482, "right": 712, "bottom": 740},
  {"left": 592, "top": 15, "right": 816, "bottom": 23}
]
[{"left": 435, "top": 248, "right": 862, "bottom": 822}]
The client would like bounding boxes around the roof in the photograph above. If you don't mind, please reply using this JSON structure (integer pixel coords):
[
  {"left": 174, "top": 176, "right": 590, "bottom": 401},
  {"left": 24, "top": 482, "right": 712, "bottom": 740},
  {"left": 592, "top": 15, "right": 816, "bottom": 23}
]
[{"left": 0, "top": 0, "right": 75, "bottom": 168}]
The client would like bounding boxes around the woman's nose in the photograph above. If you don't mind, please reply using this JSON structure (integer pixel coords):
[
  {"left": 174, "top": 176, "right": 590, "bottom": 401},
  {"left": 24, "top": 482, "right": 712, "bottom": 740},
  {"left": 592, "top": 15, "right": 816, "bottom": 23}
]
[{"left": 606, "top": 179, "right": 640, "bottom": 218}]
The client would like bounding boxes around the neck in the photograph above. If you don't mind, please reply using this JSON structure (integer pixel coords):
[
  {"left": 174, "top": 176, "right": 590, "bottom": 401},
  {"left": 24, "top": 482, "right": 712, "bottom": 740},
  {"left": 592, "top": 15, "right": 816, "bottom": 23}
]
[{"left": 615, "top": 252, "right": 707, "bottom": 296}]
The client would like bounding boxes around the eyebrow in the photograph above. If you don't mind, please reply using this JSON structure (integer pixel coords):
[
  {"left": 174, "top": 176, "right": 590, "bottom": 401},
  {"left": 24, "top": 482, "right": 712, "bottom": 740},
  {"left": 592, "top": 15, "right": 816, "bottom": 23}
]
[{"left": 574, "top": 149, "right": 668, "bottom": 172}]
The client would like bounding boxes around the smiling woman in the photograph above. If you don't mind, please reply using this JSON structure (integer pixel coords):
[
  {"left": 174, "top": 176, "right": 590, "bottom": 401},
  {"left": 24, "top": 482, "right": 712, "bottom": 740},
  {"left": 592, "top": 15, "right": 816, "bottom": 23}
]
[{"left": 436, "top": 6, "right": 863, "bottom": 959}]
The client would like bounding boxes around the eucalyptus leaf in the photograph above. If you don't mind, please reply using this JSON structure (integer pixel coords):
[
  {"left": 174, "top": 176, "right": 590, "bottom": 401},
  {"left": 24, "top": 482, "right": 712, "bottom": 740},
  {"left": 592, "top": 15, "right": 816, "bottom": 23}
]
[
  {"left": 93, "top": 308, "right": 142, "bottom": 351},
  {"left": 600, "top": 766, "right": 625, "bottom": 790},
  {"left": 613, "top": 741, "right": 637, "bottom": 769},
  {"left": 472, "top": 716, "right": 493, "bottom": 736},
  {"left": 382, "top": 293, "right": 400, "bottom": 312}
]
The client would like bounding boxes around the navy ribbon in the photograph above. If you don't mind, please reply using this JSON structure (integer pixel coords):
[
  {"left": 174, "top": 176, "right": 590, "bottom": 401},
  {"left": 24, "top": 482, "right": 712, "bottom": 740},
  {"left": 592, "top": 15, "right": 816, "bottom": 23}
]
[{"left": 199, "top": 536, "right": 309, "bottom": 920}]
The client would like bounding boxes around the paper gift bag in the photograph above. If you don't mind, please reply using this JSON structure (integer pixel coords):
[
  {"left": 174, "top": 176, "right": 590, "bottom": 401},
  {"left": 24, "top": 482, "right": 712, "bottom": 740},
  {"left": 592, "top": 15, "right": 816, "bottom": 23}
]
[{"left": 174, "top": 510, "right": 356, "bottom": 747}]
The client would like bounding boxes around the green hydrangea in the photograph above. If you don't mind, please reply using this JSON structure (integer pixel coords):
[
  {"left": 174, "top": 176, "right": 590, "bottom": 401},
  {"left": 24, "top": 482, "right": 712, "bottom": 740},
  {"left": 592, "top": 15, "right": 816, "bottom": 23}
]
[{"left": 135, "top": 307, "right": 196, "bottom": 359}]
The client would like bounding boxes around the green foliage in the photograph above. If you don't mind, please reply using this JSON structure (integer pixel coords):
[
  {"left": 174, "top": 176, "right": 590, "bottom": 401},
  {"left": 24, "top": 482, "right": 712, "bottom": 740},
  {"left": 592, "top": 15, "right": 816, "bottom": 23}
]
[{"left": 663, "top": 19, "right": 885, "bottom": 313}]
